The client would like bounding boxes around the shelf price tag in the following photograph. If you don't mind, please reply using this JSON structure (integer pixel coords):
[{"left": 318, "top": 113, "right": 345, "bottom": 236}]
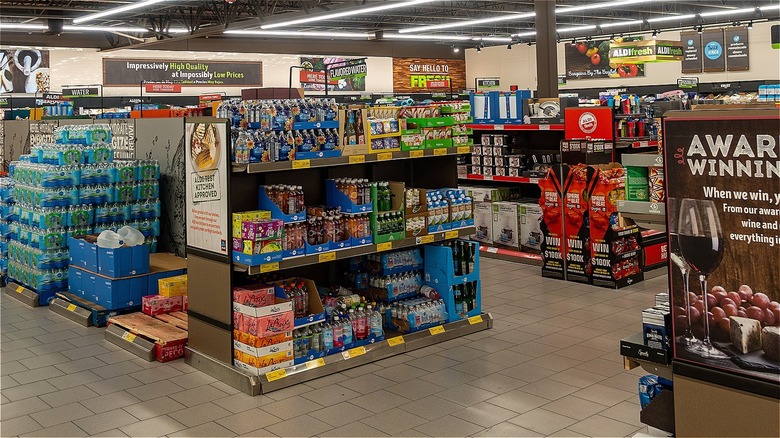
[
  {"left": 376, "top": 242, "right": 393, "bottom": 252},
  {"left": 433, "top": 148, "right": 447, "bottom": 156},
  {"left": 265, "top": 369, "right": 287, "bottom": 382},
  {"left": 342, "top": 346, "right": 367, "bottom": 360},
  {"left": 494, "top": 125, "right": 505, "bottom": 130},
  {"left": 445, "top": 230, "right": 459, "bottom": 240},
  {"left": 456, "top": 146, "right": 471, "bottom": 154},
  {"left": 429, "top": 325, "right": 445, "bottom": 335},
  {"left": 417, "top": 235, "right": 434, "bottom": 245},
  {"left": 539, "top": 124, "right": 550, "bottom": 130},
  {"left": 121, "top": 332, "right": 136, "bottom": 342},
  {"left": 409, "top": 150, "right": 424, "bottom": 158},
  {"left": 387, "top": 336, "right": 405, "bottom": 347},
  {"left": 305, "top": 358, "right": 326, "bottom": 370},
  {"left": 349, "top": 155, "right": 366, "bottom": 164},
  {"left": 15, "top": 285, "right": 24, "bottom": 293},
  {"left": 467, "top": 315, "right": 484, "bottom": 325},
  {"left": 318, "top": 252, "right": 336, "bottom": 263},
  {"left": 483, "top": 175, "right": 493, "bottom": 181},
  {"left": 377, "top": 152, "right": 393, "bottom": 161},
  {"left": 291, "top": 159, "right": 311, "bottom": 169},
  {"left": 66, "top": 304, "right": 78, "bottom": 312},
  {"left": 260, "top": 262, "right": 280, "bottom": 273}
]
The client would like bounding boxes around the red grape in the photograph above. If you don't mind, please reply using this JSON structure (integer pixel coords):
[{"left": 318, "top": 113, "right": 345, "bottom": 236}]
[
  {"left": 764, "top": 308, "right": 777, "bottom": 326},
  {"left": 722, "top": 303, "right": 739, "bottom": 317},
  {"left": 694, "top": 300, "right": 705, "bottom": 314},
  {"left": 706, "top": 293, "right": 718, "bottom": 309},
  {"left": 738, "top": 308, "right": 748, "bottom": 318},
  {"left": 675, "top": 315, "right": 689, "bottom": 329},
  {"left": 712, "top": 306, "right": 727, "bottom": 321},
  {"left": 769, "top": 301, "right": 780, "bottom": 311},
  {"left": 746, "top": 306, "right": 765, "bottom": 322},
  {"left": 720, "top": 298, "right": 737, "bottom": 309},
  {"left": 750, "top": 293, "right": 770, "bottom": 309},
  {"left": 707, "top": 312, "right": 716, "bottom": 327},
  {"left": 711, "top": 285, "right": 727, "bottom": 294},
  {"left": 727, "top": 292, "right": 743, "bottom": 307},
  {"left": 674, "top": 306, "right": 686, "bottom": 317},
  {"left": 689, "top": 306, "right": 702, "bottom": 324},
  {"left": 713, "top": 291, "right": 728, "bottom": 304},
  {"left": 772, "top": 308, "right": 780, "bottom": 326},
  {"left": 717, "top": 318, "right": 731, "bottom": 333},
  {"left": 688, "top": 292, "right": 699, "bottom": 304},
  {"left": 738, "top": 285, "right": 753, "bottom": 301}
]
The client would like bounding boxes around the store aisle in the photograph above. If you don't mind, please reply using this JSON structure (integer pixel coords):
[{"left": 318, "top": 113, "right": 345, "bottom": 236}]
[{"left": 1, "top": 259, "right": 666, "bottom": 438}]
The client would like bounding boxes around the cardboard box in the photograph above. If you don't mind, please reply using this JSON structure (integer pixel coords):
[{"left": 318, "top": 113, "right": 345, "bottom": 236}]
[
  {"left": 91, "top": 273, "right": 148, "bottom": 310},
  {"left": 68, "top": 236, "right": 98, "bottom": 272},
  {"left": 232, "top": 211, "right": 272, "bottom": 239},
  {"left": 233, "top": 339, "right": 293, "bottom": 359},
  {"left": 98, "top": 244, "right": 151, "bottom": 278},
  {"left": 492, "top": 202, "right": 521, "bottom": 249},
  {"left": 232, "top": 297, "right": 294, "bottom": 338},
  {"left": 233, "top": 284, "right": 275, "bottom": 308},
  {"left": 626, "top": 166, "right": 650, "bottom": 201},
  {"left": 233, "top": 358, "right": 293, "bottom": 376},
  {"left": 142, "top": 295, "right": 183, "bottom": 316},
  {"left": 473, "top": 202, "right": 494, "bottom": 243},
  {"left": 146, "top": 253, "right": 187, "bottom": 295},
  {"left": 519, "top": 203, "right": 543, "bottom": 251},
  {"left": 269, "top": 278, "right": 327, "bottom": 327},
  {"left": 233, "top": 329, "right": 292, "bottom": 348},
  {"left": 234, "top": 348, "right": 293, "bottom": 369},
  {"left": 67, "top": 266, "right": 85, "bottom": 298},
  {"left": 158, "top": 274, "right": 187, "bottom": 297}
]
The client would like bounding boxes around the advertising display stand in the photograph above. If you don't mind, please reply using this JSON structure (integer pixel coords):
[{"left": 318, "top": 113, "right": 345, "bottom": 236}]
[{"left": 663, "top": 109, "right": 779, "bottom": 437}]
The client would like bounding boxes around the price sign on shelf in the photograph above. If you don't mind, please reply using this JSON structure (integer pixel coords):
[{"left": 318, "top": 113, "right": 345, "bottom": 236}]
[
  {"left": 260, "top": 262, "right": 279, "bottom": 273},
  {"left": 494, "top": 125, "right": 505, "bottom": 130},
  {"left": 433, "top": 148, "right": 447, "bottom": 156},
  {"left": 292, "top": 159, "right": 311, "bottom": 169},
  {"left": 539, "top": 124, "right": 550, "bottom": 131},
  {"left": 342, "top": 346, "right": 367, "bottom": 360},
  {"left": 265, "top": 369, "right": 287, "bottom": 382},
  {"left": 410, "top": 150, "right": 424, "bottom": 158},
  {"left": 376, "top": 242, "right": 393, "bottom": 252},
  {"left": 457, "top": 146, "right": 471, "bottom": 154},
  {"left": 429, "top": 325, "right": 446, "bottom": 335},
  {"left": 305, "top": 358, "right": 326, "bottom": 369},
  {"left": 318, "top": 252, "right": 336, "bottom": 263},
  {"left": 417, "top": 235, "right": 434, "bottom": 245},
  {"left": 387, "top": 336, "right": 405, "bottom": 347},
  {"left": 348, "top": 155, "right": 366, "bottom": 164},
  {"left": 445, "top": 230, "right": 459, "bottom": 240},
  {"left": 468, "top": 315, "right": 484, "bottom": 325},
  {"left": 377, "top": 152, "right": 393, "bottom": 161}
]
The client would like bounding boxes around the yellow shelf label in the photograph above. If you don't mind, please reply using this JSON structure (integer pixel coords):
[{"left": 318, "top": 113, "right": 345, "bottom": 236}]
[
  {"left": 433, "top": 148, "right": 447, "bottom": 156},
  {"left": 376, "top": 242, "right": 393, "bottom": 252},
  {"left": 429, "top": 325, "right": 446, "bottom": 335},
  {"left": 15, "top": 285, "right": 24, "bottom": 293},
  {"left": 409, "top": 150, "right": 424, "bottom": 158},
  {"left": 457, "top": 146, "right": 472, "bottom": 154},
  {"left": 260, "top": 262, "right": 280, "bottom": 273},
  {"left": 387, "top": 336, "right": 405, "bottom": 347},
  {"left": 468, "top": 315, "right": 484, "bottom": 325},
  {"left": 305, "top": 358, "right": 326, "bottom": 370},
  {"left": 265, "top": 368, "right": 287, "bottom": 382},
  {"left": 445, "top": 230, "right": 459, "bottom": 239},
  {"left": 342, "top": 346, "right": 367, "bottom": 360},
  {"left": 348, "top": 155, "right": 366, "bottom": 164},
  {"left": 291, "top": 159, "right": 311, "bottom": 169},
  {"left": 121, "top": 332, "right": 136, "bottom": 342},
  {"left": 318, "top": 252, "right": 337, "bottom": 263},
  {"left": 377, "top": 152, "right": 393, "bottom": 161},
  {"left": 66, "top": 304, "right": 77, "bottom": 312},
  {"left": 419, "top": 235, "right": 435, "bottom": 244}
]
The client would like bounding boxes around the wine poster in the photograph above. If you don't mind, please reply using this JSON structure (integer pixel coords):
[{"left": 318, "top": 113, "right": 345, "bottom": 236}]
[{"left": 664, "top": 111, "right": 780, "bottom": 384}]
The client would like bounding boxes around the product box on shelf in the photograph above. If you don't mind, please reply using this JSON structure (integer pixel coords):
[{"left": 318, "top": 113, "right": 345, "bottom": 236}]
[
  {"left": 405, "top": 212, "right": 428, "bottom": 239},
  {"left": 68, "top": 236, "right": 98, "bottom": 272},
  {"left": 258, "top": 188, "right": 306, "bottom": 223},
  {"left": 232, "top": 211, "right": 272, "bottom": 239},
  {"left": 519, "top": 203, "right": 543, "bottom": 252},
  {"left": 563, "top": 164, "right": 597, "bottom": 284},
  {"left": 497, "top": 90, "right": 532, "bottom": 123},
  {"left": 325, "top": 180, "right": 372, "bottom": 214},
  {"left": 69, "top": 265, "right": 147, "bottom": 310},
  {"left": 641, "top": 230, "right": 668, "bottom": 272},
  {"left": 232, "top": 297, "right": 295, "bottom": 338},
  {"left": 538, "top": 167, "right": 567, "bottom": 279},
  {"left": 271, "top": 278, "right": 326, "bottom": 327},
  {"left": 626, "top": 166, "right": 650, "bottom": 201},
  {"left": 491, "top": 202, "right": 521, "bottom": 249},
  {"left": 142, "top": 294, "right": 183, "bottom": 316},
  {"left": 424, "top": 241, "right": 481, "bottom": 322},
  {"left": 233, "top": 356, "right": 293, "bottom": 377},
  {"left": 233, "top": 329, "right": 293, "bottom": 348},
  {"left": 472, "top": 202, "right": 493, "bottom": 244},
  {"left": 233, "top": 283, "right": 276, "bottom": 308},
  {"left": 68, "top": 235, "right": 150, "bottom": 278},
  {"left": 642, "top": 306, "right": 671, "bottom": 350},
  {"left": 233, "top": 339, "right": 294, "bottom": 364},
  {"left": 470, "top": 92, "right": 499, "bottom": 124},
  {"left": 158, "top": 274, "right": 187, "bottom": 297},
  {"left": 146, "top": 253, "right": 188, "bottom": 295}
]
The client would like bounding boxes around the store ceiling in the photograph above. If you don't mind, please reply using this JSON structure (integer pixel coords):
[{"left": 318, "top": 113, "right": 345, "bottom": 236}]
[{"left": 0, "top": 0, "right": 778, "bottom": 52}]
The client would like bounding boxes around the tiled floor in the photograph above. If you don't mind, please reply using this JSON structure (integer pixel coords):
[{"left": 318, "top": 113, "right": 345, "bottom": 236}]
[{"left": 1, "top": 258, "right": 667, "bottom": 437}]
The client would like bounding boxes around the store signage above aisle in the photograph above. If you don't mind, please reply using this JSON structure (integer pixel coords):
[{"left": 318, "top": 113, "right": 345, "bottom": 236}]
[
  {"left": 62, "top": 86, "right": 100, "bottom": 98},
  {"left": 564, "top": 107, "right": 614, "bottom": 140},
  {"left": 393, "top": 57, "right": 466, "bottom": 93},
  {"left": 702, "top": 28, "right": 726, "bottom": 72},
  {"left": 725, "top": 26, "right": 750, "bottom": 71},
  {"left": 476, "top": 78, "right": 501, "bottom": 91},
  {"left": 145, "top": 83, "right": 182, "bottom": 93},
  {"left": 609, "top": 40, "right": 683, "bottom": 64},
  {"left": 681, "top": 31, "right": 703, "bottom": 73},
  {"left": 185, "top": 119, "right": 230, "bottom": 256},
  {"left": 103, "top": 59, "right": 263, "bottom": 87},
  {"left": 677, "top": 77, "right": 699, "bottom": 91},
  {"left": 565, "top": 37, "right": 646, "bottom": 80},
  {"left": 773, "top": 25, "right": 780, "bottom": 49},
  {"left": 299, "top": 57, "right": 366, "bottom": 91}
]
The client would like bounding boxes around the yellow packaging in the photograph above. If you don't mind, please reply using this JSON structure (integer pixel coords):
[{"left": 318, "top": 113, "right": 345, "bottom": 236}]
[
  {"left": 158, "top": 274, "right": 188, "bottom": 297},
  {"left": 232, "top": 210, "right": 271, "bottom": 238}
]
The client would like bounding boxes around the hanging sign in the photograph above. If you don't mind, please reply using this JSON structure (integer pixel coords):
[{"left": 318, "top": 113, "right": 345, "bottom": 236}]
[
  {"left": 773, "top": 25, "right": 780, "bottom": 49},
  {"left": 702, "top": 28, "right": 726, "bottom": 72},
  {"left": 393, "top": 57, "right": 466, "bottom": 93},
  {"left": 677, "top": 77, "right": 699, "bottom": 91},
  {"left": 104, "top": 59, "right": 262, "bottom": 87},
  {"left": 145, "top": 83, "right": 182, "bottom": 93},
  {"left": 328, "top": 59, "right": 367, "bottom": 81},
  {"left": 681, "top": 31, "right": 703, "bottom": 73},
  {"left": 609, "top": 40, "right": 683, "bottom": 64},
  {"left": 476, "top": 78, "right": 501, "bottom": 91},
  {"left": 62, "top": 86, "right": 100, "bottom": 98},
  {"left": 725, "top": 26, "right": 750, "bottom": 71}
]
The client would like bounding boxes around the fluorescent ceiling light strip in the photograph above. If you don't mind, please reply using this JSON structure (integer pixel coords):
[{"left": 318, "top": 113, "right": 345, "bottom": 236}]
[
  {"left": 73, "top": 0, "right": 168, "bottom": 24},
  {"left": 225, "top": 29, "right": 369, "bottom": 38},
  {"left": 761, "top": 5, "right": 780, "bottom": 11},
  {"left": 557, "top": 25, "right": 597, "bottom": 34},
  {"left": 0, "top": 23, "right": 46, "bottom": 30},
  {"left": 398, "top": 12, "right": 535, "bottom": 33},
  {"left": 383, "top": 33, "right": 470, "bottom": 41},
  {"left": 64, "top": 25, "right": 149, "bottom": 32},
  {"left": 647, "top": 14, "right": 697, "bottom": 24},
  {"left": 262, "top": 0, "right": 439, "bottom": 30},
  {"left": 699, "top": 7, "right": 758, "bottom": 18},
  {"left": 599, "top": 20, "right": 644, "bottom": 29},
  {"left": 473, "top": 36, "right": 513, "bottom": 43},
  {"left": 556, "top": 0, "right": 653, "bottom": 15},
  {"left": 511, "top": 31, "right": 536, "bottom": 37}
]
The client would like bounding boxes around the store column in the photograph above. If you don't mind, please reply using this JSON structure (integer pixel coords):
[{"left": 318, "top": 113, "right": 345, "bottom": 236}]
[{"left": 535, "top": 0, "right": 558, "bottom": 98}]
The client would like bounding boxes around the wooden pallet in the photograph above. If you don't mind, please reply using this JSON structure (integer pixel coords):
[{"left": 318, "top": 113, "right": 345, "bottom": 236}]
[
  {"left": 154, "top": 311, "right": 188, "bottom": 331},
  {"left": 109, "top": 312, "right": 188, "bottom": 362}
]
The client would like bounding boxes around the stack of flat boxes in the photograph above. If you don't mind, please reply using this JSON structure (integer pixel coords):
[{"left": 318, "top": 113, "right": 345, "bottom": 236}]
[{"left": 471, "top": 134, "right": 526, "bottom": 178}]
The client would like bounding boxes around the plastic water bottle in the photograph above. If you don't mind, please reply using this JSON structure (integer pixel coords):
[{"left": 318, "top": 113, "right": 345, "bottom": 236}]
[
  {"left": 293, "top": 330, "right": 303, "bottom": 359},
  {"left": 342, "top": 315, "right": 353, "bottom": 345},
  {"left": 370, "top": 306, "right": 383, "bottom": 337},
  {"left": 96, "top": 230, "right": 123, "bottom": 248},
  {"left": 311, "top": 324, "right": 322, "bottom": 352},
  {"left": 332, "top": 316, "right": 343, "bottom": 348},
  {"left": 356, "top": 306, "right": 368, "bottom": 340},
  {"left": 322, "top": 321, "right": 334, "bottom": 350}
]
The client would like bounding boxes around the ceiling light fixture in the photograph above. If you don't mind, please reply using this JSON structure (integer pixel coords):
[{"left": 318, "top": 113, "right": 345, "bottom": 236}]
[
  {"left": 699, "top": 7, "right": 758, "bottom": 18},
  {"left": 473, "top": 36, "right": 513, "bottom": 43},
  {"left": 0, "top": 23, "right": 46, "bottom": 30},
  {"left": 398, "top": 12, "right": 536, "bottom": 34},
  {"left": 748, "top": 20, "right": 753, "bottom": 29},
  {"left": 507, "top": 43, "right": 512, "bottom": 50},
  {"left": 73, "top": 0, "right": 168, "bottom": 24},
  {"left": 262, "top": 0, "right": 438, "bottom": 30},
  {"left": 382, "top": 33, "right": 471, "bottom": 41},
  {"left": 453, "top": 46, "right": 460, "bottom": 53},
  {"left": 652, "top": 30, "right": 658, "bottom": 39},
  {"left": 557, "top": 25, "right": 597, "bottom": 35},
  {"left": 555, "top": 0, "right": 652, "bottom": 15},
  {"left": 224, "top": 29, "right": 369, "bottom": 39}
]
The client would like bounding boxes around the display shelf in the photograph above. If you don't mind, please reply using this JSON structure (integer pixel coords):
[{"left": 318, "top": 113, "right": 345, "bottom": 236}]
[
  {"left": 617, "top": 200, "right": 666, "bottom": 216},
  {"left": 465, "top": 123, "right": 564, "bottom": 131},
  {"left": 368, "top": 131, "right": 402, "bottom": 139},
  {"left": 186, "top": 311, "right": 493, "bottom": 395},
  {"left": 622, "top": 153, "right": 663, "bottom": 167},
  {"left": 234, "top": 226, "right": 475, "bottom": 275},
  {"left": 614, "top": 113, "right": 652, "bottom": 119},
  {"left": 461, "top": 174, "right": 541, "bottom": 184},
  {"left": 234, "top": 146, "right": 473, "bottom": 173},
  {"left": 479, "top": 245, "right": 543, "bottom": 266},
  {"left": 615, "top": 139, "right": 660, "bottom": 149}
]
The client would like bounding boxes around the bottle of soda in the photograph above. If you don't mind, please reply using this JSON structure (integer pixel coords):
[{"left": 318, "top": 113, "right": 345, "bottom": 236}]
[
  {"left": 322, "top": 321, "right": 334, "bottom": 350},
  {"left": 332, "top": 316, "right": 344, "bottom": 348}
]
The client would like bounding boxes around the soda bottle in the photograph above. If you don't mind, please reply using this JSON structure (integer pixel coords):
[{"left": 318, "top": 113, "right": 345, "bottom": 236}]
[
  {"left": 311, "top": 324, "right": 322, "bottom": 352},
  {"left": 342, "top": 314, "right": 353, "bottom": 345},
  {"left": 322, "top": 321, "right": 334, "bottom": 350}
]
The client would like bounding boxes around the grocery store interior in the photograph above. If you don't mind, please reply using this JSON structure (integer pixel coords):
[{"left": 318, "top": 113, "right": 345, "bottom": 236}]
[{"left": 1, "top": 1, "right": 779, "bottom": 437}]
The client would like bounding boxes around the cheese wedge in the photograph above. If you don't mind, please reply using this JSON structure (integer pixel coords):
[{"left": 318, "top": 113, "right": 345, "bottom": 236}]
[
  {"left": 729, "top": 316, "right": 762, "bottom": 354},
  {"left": 762, "top": 326, "right": 780, "bottom": 362}
]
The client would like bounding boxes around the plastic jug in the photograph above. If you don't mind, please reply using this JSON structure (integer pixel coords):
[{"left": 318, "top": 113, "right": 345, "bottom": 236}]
[
  {"left": 96, "top": 230, "right": 123, "bottom": 249},
  {"left": 117, "top": 226, "right": 144, "bottom": 247}
]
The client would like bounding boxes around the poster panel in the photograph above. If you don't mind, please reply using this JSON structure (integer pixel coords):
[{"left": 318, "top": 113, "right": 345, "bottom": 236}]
[
  {"left": 702, "top": 28, "right": 726, "bottom": 72},
  {"left": 299, "top": 57, "right": 366, "bottom": 91},
  {"left": 0, "top": 48, "right": 50, "bottom": 94},
  {"left": 725, "top": 26, "right": 750, "bottom": 71},
  {"left": 664, "top": 112, "right": 780, "bottom": 385},
  {"left": 681, "top": 31, "right": 703, "bottom": 73},
  {"left": 104, "top": 59, "right": 262, "bottom": 87},
  {"left": 185, "top": 119, "right": 229, "bottom": 256},
  {"left": 392, "top": 58, "right": 466, "bottom": 93},
  {"left": 564, "top": 37, "right": 645, "bottom": 80}
]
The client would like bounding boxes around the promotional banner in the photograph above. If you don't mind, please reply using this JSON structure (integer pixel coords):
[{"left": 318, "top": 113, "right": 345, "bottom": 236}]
[
  {"left": 681, "top": 31, "right": 703, "bottom": 73},
  {"left": 564, "top": 107, "right": 614, "bottom": 141},
  {"left": 299, "top": 57, "right": 366, "bottom": 91},
  {"left": 185, "top": 119, "right": 229, "bottom": 256},
  {"left": 0, "top": 48, "right": 50, "bottom": 94},
  {"left": 609, "top": 40, "right": 683, "bottom": 64},
  {"left": 702, "top": 29, "right": 726, "bottom": 72},
  {"left": 104, "top": 59, "right": 262, "bottom": 87},
  {"left": 725, "top": 26, "right": 750, "bottom": 71},
  {"left": 392, "top": 58, "right": 466, "bottom": 93},
  {"left": 564, "top": 37, "right": 646, "bottom": 80},
  {"left": 664, "top": 111, "right": 780, "bottom": 384}
]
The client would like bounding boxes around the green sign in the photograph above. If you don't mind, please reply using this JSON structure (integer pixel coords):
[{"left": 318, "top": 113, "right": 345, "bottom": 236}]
[
  {"left": 476, "top": 78, "right": 500, "bottom": 91},
  {"left": 610, "top": 40, "right": 684, "bottom": 64},
  {"left": 328, "top": 59, "right": 367, "bottom": 81},
  {"left": 0, "top": 97, "right": 8, "bottom": 106},
  {"left": 677, "top": 77, "right": 699, "bottom": 90}
]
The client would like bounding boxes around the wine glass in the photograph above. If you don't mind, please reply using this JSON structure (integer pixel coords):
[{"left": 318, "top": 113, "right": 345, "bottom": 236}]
[
  {"left": 668, "top": 198, "right": 699, "bottom": 347},
  {"left": 677, "top": 198, "right": 728, "bottom": 359}
]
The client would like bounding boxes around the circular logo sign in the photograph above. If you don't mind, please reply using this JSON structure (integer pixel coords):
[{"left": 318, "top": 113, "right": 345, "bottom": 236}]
[
  {"left": 578, "top": 112, "right": 597, "bottom": 134},
  {"left": 704, "top": 41, "right": 723, "bottom": 60},
  {"left": 687, "top": 39, "right": 694, "bottom": 46},
  {"left": 733, "top": 35, "right": 740, "bottom": 43}
]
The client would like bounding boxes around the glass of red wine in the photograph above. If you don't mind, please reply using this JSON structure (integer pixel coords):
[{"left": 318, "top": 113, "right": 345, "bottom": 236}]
[
  {"left": 677, "top": 198, "right": 728, "bottom": 359},
  {"left": 668, "top": 198, "right": 699, "bottom": 347}
]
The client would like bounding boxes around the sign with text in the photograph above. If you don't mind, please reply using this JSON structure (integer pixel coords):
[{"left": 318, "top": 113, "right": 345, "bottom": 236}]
[
  {"left": 664, "top": 111, "right": 780, "bottom": 384},
  {"left": 62, "top": 86, "right": 100, "bottom": 98},
  {"left": 0, "top": 49, "right": 50, "bottom": 94},
  {"left": 725, "top": 26, "right": 750, "bottom": 71},
  {"left": 681, "top": 31, "right": 703, "bottom": 73},
  {"left": 564, "top": 107, "right": 614, "bottom": 141},
  {"left": 609, "top": 40, "right": 683, "bottom": 64},
  {"left": 145, "top": 83, "right": 182, "bottom": 93},
  {"left": 565, "top": 37, "right": 646, "bottom": 80},
  {"left": 476, "top": 78, "right": 500, "bottom": 91},
  {"left": 299, "top": 57, "right": 365, "bottom": 91},
  {"left": 185, "top": 119, "right": 229, "bottom": 255},
  {"left": 702, "top": 28, "right": 726, "bottom": 72},
  {"left": 104, "top": 59, "right": 262, "bottom": 87},
  {"left": 677, "top": 77, "right": 699, "bottom": 91},
  {"left": 773, "top": 25, "right": 780, "bottom": 49},
  {"left": 393, "top": 57, "right": 466, "bottom": 93}
]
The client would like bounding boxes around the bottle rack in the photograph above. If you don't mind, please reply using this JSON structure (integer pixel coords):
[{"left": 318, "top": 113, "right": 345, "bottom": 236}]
[
  {"left": 185, "top": 117, "right": 491, "bottom": 395},
  {"left": 423, "top": 241, "right": 482, "bottom": 322}
]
